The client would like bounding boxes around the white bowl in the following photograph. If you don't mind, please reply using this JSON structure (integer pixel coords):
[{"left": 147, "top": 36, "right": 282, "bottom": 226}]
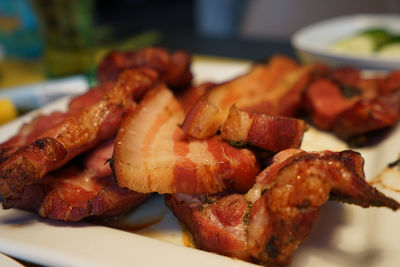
[{"left": 291, "top": 14, "right": 400, "bottom": 70}]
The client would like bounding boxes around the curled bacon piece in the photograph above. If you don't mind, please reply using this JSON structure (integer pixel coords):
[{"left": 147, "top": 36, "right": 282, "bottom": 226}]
[
  {"left": 68, "top": 81, "right": 115, "bottom": 112},
  {"left": 333, "top": 96, "right": 400, "bottom": 139},
  {"left": 305, "top": 68, "right": 400, "bottom": 140},
  {"left": 113, "top": 85, "right": 259, "bottom": 194},
  {"left": 38, "top": 166, "right": 146, "bottom": 222},
  {"left": 177, "top": 82, "right": 215, "bottom": 114},
  {"left": 221, "top": 105, "right": 306, "bottom": 152},
  {"left": 98, "top": 47, "right": 192, "bottom": 89},
  {"left": 3, "top": 137, "right": 147, "bottom": 221},
  {"left": 304, "top": 78, "right": 358, "bottom": 130},
  {"left": 0, "top": 82, "right": 116, "bottom": 162},
  {"left": 0, "top": 68, "right": 158, "bottom": 198},
  {"left": 181, "top": 56, "right": 312, "bottom": 139},
  {"left": 166, "top": 149, "right": 400, "bottom": 266},
  {"left": 379, "top": 70, "right": 400, "bottom": 95}
]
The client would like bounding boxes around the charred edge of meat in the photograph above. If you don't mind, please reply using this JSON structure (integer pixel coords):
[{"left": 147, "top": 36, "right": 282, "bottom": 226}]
[
  {"left": 228, "top": 140, "right": 248, "bottom": 148},
  {"left": 265, "top": 236, "right": 279, "bottom": 259},
  {"left": 339, "top": 84, "right": 362, "bottom": 99},
  {"left": 329, "top": 189, "right": 400, "bottom": 211},
  {"left": 0, "top": 137, "right": 67, "bottom": 197}
]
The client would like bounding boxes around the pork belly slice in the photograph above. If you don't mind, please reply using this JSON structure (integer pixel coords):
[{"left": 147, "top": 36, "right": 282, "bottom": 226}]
[
  {"left": 167, "top": 149, "right": 400, "bottom": 266},
  {"left": 1, "top": 167, "right": 146, "bottom": 222},
  {"left": 3, "top": 137, "right": 147, "bottom": 221},
  {"left": 113, "top": 85, "right": 258, "bottom": 194},
  {"left": 181, "top": 56, "right": 313, "bottom": 139},
  {"left": 2, "top": 183, "right": 50, "bottom": 211},
  {"left": 98, "top": 47, "right": 192, "bottom": 89},
  {"left": 332, "top": 96, "right": 400, "bottom": 140},
  {"left": 38, "top": 166, "right": 146, "bottom": 222},
  {"left": 0, "top": 68, "right": 158, "bottom": 198},
  {"left": 68, "top": 81, "right": 115, "bottom": 112},
  {"left": 221, "top": 105, "right": 306, "bottom": 152},
  {"left": 0, "top": 112, "right": 68, "bottom": 162},
  {"left": 304, "top": 78, "right": 358, "bottom": 131},
  {"left": 378, "top": 70, "right": 400, "bottom": 95},
  {"left": 166, "top": 193, "right": 250, "bottom": 260},
  {"left": 305, "top": 68, "right": 400, "bottom": 138},
  {"left": 0, "top": 82, "right": 116, "bottom": 159},
  {"left": 177, "top": 82, "right": 215, "bottom": 114}
]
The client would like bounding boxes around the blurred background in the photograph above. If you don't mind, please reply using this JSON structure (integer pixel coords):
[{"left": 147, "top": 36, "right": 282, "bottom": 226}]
[{"left": 0, "top": 0, "right": 400, "bottom": 122}]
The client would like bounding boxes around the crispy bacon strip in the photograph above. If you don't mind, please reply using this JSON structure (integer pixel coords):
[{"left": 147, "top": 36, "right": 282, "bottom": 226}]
[
  {"left": 167, "top": 150, "right": 400, "bottom": 266},
  {"left": 113, "top": 85, "right": 258, "bottom": 194},
  {"left": 221, "top": 105, "right": 306, "bottom": 152},
  {"left": 0, "top": 68, "right": 158, "bottom": 198},
  {"left": 38, "top": 166, "right": 146, "bottom": 221},
  {"left": 0, "top": 82, "right": 116, "bottom": 158},
  {"left": 98, "top": 47, "right": 192, "bottom": 89},
  {"left": 177, "top": 82, "right": 215, "bottom": 114},
  {"left": 304, "top": 78, "right": 357, "bottom": 130},
  {"left": 333, "top": 96, "right": 400, "bottom": 139},
  {"left": 68, "top": 81, "right": 115, "bottom": 112},
  {"left": 0, "top": 112, "right": 68, "bottom": 162},
  {"left": 305, "top": 68, "right": 400, "bottom": 139},
  {"left": 378, "top": 70, "right": 400, "bottom": 95},
  {"left": 181, "top": 56, "right": 313, "bottom": 139},
  {"left": 3, "top": 137, "right": 147, "bottom": 221},
  {"left": 1, "top": 183, "right": 50, "bottom": 211}
]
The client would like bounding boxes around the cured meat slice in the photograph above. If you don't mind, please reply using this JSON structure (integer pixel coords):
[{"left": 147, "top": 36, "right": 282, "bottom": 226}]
[
  {"left": 38, "top": 166, "right": 146, "bottom": 221},
  {"left": 0, "top": 82, "right": 116, "bottom": 159},
  {"left": 167, "top": 150, "right": 400, "bottom": 266},
  {"left": 0, "top": 112, "right": 68, "bottom": 162},
  {"left": 113, "top": 85, "right": 258, "bottom": 194},
  {"left": 68, "top": 81, "right": 115, "bottom": 112},
  {"left": 0, "top": 68, "right": 158, "bottom": 198},
  {"left": 166, "top": 193, "right": 250, "bottom": 260},
  {"left": 220, "top": 105, "right": 306, "bottom": 152},
  {"left": 379, "top": 70, "right": 400, "bottom": 95},
  {"left": 97, "top": 47, "right": 192, "bottom": 89},
  {"left": 333, "top": 96, "right": 400, "bottom": 139},
  {"left": 3, "top": 138, "right": 147, "bottom": 221},
  {"left": 177, "top": 82, "right": 215, "bottom": 114},
  {"left": 181, "top": 56, "right": 313, "bottom": 139},
  {"left": 304, "top": 68, "right": 400, "bottom": 139},
  {"left": 304, "top": 78, "right": 357, "bottom": 130}
]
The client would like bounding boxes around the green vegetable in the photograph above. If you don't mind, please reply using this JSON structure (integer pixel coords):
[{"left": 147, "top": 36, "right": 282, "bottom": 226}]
[{"left": 331, "top": 27, "right": 400, "bottom": 56}]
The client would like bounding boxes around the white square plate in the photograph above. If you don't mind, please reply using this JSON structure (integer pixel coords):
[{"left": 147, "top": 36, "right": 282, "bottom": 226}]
[{"left": 0, "top": 59, "right": 400, "bottom": 267}]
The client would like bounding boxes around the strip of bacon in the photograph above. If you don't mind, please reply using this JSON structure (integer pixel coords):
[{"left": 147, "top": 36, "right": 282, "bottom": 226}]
[
  {"left": 167, "top": 149, "right": 400, "bottom": 266},
  {"left": 0, "top": 112, "right": 68, "bottom": 162},
  {"left": 0, "top": 82, "right": 116, "bottom": 158},
  {"left": 177, "top": 82, "right": 215, "bottom": 114},
  {"left": 97, "top": 47, "right": 192, "bottom": 89},
  {"left": 38, "top": 166, "right": 146, "bottom": 222},
  {"left": 1, "top": 183, "right": 50, "bottom": 211},
  {"left": 3, "top": 137, "right": 147, "bottom": 221},
  {"left": 220, "top": 105, "right": 306, "bottom": 152},
  {"left": 333, "top": 96, "right": 400, "bottom": 140},
  {"left": 68, "top": 81, "right": 115, "bottom": 112},
  {"left": 113, "top": 85, "right": 258, "bottom": 194},
  {"left": 0, "top": 68, "right": 158, "bottom": 198},
  {"left": 181, "top": 56, "right": 313, "bottom": 139},
  {"left": 378, "top": 70, "right": 400, "bottom": 95},
  {"left": 304, "top": 78, "right": 358, "bottom": 130}
]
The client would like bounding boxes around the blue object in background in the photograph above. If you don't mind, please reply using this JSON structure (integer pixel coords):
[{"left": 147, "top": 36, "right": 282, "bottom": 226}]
[
  {"left": 194, "top": 0, "right": 245, "bottom": 37},
  {"left": 0, "top": 0, "right": 43, "bottom": 59}
]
